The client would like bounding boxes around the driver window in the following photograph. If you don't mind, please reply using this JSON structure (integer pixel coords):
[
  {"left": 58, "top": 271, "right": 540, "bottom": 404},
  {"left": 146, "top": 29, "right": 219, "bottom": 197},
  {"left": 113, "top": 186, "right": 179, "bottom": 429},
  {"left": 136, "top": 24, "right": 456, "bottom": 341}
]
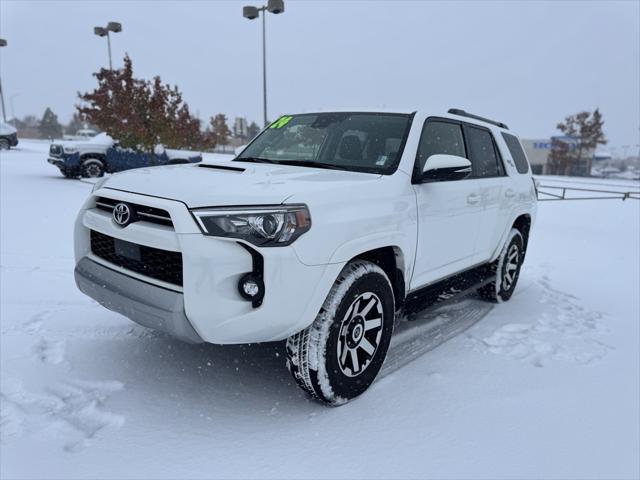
[{"left": 416, "top": 121, "right": 466, "bottom": 172}]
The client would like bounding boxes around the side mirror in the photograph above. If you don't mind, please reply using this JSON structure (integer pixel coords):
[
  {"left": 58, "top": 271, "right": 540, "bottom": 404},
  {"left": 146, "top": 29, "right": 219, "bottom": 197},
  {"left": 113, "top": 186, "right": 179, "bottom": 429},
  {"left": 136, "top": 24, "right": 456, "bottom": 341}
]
[
  {"left": 154, "top": 144, "right": 166, "bottom": 156},
  {"left": 421, "top": 154, "right": 472, "bottom": 183}
]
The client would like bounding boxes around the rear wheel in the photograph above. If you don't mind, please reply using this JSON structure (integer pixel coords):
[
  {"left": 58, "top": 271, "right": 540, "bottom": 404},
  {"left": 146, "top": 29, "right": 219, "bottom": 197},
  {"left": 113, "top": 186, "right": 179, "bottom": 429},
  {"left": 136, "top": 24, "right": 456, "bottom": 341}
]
[
  {"left": 0, "top": 138, "right": 10, "bottom": 150},
  {"left": 478, "top": 228, "right": 524, "bottom": 302},
  {"left": 286, "top": 260, "right": 395, "bottom": 405},
  {"left": 80, "top": 158, "right": 105, "bottom": 178}
]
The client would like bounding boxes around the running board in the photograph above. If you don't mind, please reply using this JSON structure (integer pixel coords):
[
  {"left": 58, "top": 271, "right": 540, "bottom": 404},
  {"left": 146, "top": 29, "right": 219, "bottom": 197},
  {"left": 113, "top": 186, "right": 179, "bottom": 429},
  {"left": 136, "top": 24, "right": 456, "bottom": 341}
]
[{"left": 404, "top": 262, "right": 496, "bottom": 317}]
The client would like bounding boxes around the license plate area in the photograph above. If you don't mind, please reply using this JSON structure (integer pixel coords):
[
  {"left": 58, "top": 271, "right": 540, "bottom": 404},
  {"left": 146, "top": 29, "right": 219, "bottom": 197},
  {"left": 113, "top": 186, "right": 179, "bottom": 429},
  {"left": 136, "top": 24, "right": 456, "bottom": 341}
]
[{"left": 113, "top": 238, "right": 141, "bottom": 261}]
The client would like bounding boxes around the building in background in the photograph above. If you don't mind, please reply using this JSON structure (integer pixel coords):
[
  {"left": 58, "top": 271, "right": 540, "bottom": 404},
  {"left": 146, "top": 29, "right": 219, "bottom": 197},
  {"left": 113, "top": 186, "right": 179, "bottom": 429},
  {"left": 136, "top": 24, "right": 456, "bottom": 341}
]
[
  {"left": 521, "top": 137, "right": 595, "bottom": 176},
  {"left": 521, "top": 139, "right": 551, "bottom": 174}
]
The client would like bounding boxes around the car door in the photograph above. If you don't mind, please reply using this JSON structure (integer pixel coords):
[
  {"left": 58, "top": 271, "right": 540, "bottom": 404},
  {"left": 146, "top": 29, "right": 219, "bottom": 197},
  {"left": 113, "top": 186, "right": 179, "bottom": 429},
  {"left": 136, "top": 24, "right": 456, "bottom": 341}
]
[
  {"left": 463, "top": 125, "right": 511, "bottom": 263},
  {"left": 410, "top": 119, "right": 483, "bottom": 289}
]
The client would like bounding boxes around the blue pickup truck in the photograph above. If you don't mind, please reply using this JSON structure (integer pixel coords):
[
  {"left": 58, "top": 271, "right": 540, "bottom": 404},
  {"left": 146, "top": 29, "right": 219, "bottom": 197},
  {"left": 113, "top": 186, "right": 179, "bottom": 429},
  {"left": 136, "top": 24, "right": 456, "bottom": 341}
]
[{"left": 47, "top": 133, "right": 202, "bottom": 178}]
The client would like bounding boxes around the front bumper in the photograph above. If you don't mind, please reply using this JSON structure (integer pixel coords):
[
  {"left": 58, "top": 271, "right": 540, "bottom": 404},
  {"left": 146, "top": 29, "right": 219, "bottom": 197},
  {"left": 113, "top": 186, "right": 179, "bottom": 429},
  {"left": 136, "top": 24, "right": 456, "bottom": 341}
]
[
  {"left": 48, "top": 157, "right": 65, "bottom": 167},
  {"left": 75, "top": 257, "right": 203, "bottom": 343},
  {"left": 74, "top": 189, "right": 344, "bottom": 344},
  {"left": 48, "top": 151, "right": 80, "bottom": 170}
]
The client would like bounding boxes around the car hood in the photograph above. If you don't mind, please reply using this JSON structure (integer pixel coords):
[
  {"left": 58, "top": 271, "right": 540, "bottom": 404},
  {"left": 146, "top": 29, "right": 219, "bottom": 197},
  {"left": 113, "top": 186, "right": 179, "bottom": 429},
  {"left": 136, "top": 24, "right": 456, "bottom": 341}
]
[
  {"left": 101, "top": 161, "right": 382, "bottom": 208},
  {"left": 53, "top": 133, "right": 114, "bottom": 149}
]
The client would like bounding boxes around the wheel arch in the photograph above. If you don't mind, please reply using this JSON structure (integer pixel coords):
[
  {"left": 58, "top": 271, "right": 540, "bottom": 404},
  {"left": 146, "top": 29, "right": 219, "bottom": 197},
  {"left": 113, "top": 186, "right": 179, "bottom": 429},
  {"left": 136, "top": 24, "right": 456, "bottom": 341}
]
[
  {"left": 350, "top": 246, "right": 406, "bottom": 309},
  {"left": 80, "top": 153, "right": 106, "bottom": 162},
  {"left": 512, "top": 214, "right": 532, "bottom": 256},
  {"left": 490, "top": 211, "right": 533, "bottom": 262},
  {"left": 79, "top": 153, "right": 107, "bottom": 170}
]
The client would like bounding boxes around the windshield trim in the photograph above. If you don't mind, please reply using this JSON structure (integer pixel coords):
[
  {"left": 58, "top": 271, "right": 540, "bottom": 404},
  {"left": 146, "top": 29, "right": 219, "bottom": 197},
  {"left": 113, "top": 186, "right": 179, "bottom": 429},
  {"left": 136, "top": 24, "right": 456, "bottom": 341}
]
[{"left": 233, "top": 111, "right": 416, "bottom": 176}]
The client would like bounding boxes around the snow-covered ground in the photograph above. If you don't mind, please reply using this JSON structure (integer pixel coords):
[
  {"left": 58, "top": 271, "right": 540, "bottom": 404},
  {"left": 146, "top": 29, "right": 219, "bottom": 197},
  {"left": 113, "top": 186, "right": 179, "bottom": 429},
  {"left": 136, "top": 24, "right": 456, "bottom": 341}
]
[{"left": 1, "top": 141, "right": 639, "bottom": 479}]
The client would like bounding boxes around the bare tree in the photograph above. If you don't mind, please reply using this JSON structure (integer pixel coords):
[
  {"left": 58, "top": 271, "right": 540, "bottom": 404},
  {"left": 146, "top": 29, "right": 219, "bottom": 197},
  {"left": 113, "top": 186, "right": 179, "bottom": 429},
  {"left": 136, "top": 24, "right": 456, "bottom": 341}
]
[
  {"left": 548, "top": 109, "right": 606, "bottom": 176},
  {"left": 78, "top": 55, "right": 212, "bottom": 151}
]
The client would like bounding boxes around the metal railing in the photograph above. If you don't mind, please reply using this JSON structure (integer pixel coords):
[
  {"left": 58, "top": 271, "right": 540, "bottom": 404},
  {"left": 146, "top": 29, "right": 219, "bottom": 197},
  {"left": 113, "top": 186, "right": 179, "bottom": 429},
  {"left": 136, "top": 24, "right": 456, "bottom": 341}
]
[{"left": 537, "top": 184, "right": 640, "bottom": 202}]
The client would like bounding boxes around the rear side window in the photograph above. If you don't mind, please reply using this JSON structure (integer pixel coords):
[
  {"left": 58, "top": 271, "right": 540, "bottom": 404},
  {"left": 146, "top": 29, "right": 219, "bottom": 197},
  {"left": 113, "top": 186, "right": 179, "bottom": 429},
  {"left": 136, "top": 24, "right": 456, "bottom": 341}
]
[
  {"left": 416, "top": 121, "right": 466, "bottom": 173},
  {"left": 501, "top": 132, "right": 530, "bottom": 174},
  {"left": 465, "top": 126, "right": 502, "bottom": 178}
]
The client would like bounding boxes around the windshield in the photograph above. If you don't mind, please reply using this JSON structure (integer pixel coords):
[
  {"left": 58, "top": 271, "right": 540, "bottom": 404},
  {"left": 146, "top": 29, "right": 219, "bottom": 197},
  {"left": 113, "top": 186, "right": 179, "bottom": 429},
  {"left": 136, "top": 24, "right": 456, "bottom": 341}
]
[{"left": 235, "top": 112, "right": 413, "bottom": 174}]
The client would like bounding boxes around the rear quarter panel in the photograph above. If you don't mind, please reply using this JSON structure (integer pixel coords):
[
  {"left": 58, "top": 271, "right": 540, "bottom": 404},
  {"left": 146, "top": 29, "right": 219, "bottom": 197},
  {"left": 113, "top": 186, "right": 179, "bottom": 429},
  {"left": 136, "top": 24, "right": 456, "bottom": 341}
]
[{"left": 491, "top": 128, "right": 537, "bottom": 260}]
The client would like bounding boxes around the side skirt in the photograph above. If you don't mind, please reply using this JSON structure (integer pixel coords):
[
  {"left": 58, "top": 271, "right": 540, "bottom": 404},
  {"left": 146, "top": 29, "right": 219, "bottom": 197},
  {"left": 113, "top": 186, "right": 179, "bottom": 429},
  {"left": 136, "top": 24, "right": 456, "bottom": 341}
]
[{"left": 404, "top": 262, "right": 496, "bottom": 317}]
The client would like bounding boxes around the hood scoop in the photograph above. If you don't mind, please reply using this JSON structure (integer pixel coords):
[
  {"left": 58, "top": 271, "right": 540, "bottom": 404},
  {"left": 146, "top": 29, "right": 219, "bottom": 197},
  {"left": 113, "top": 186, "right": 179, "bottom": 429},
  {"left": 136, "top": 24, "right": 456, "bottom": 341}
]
[{"left": 198, "top": 163, "right": 245, "bottom": 172}]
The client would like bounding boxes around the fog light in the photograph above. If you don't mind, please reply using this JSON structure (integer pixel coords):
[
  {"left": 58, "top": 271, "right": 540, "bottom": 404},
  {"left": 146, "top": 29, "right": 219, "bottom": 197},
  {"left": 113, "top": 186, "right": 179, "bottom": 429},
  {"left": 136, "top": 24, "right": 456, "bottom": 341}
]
[
  {"left": 238, "top": 273, "right": 265, "bottom": 303},
  {"left": 243, "top": 280, "right": 260, "bottom": 297}
]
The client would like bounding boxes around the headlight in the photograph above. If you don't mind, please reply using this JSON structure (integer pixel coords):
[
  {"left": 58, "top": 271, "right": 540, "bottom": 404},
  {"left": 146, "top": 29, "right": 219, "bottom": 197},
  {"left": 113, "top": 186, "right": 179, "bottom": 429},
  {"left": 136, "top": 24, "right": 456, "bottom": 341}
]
[
  {"left": 64, "top": 146, "right": 78, "bottom": 153},
  {"left": 92, "top": 176, "right": 109, "bottom": 192},
  {"left": 192, "top": 205, "right": 311, "bottom": 247}
]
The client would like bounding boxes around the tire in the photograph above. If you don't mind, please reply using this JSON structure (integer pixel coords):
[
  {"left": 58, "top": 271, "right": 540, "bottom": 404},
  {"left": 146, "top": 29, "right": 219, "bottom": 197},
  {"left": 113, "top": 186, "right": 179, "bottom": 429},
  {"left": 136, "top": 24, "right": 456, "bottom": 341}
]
[
  {"left": 478, "top": 228, "right": 524, "bottom": 303},
  {"left": 80, "top": 158, "right": 105, "bottom": 178},
  {"left": 0, "top": 138, "right": 9, "bottom": 150},
  {"left": 286, "top": 260, "right": 395, "bottom": 406}
]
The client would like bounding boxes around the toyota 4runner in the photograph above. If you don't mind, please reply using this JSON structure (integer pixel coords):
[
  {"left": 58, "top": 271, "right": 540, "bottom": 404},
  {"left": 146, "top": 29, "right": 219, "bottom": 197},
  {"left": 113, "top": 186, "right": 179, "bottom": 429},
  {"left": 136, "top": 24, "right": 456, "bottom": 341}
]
[{"left": 74, "top": 109, "right": 536, "bottom": 405}]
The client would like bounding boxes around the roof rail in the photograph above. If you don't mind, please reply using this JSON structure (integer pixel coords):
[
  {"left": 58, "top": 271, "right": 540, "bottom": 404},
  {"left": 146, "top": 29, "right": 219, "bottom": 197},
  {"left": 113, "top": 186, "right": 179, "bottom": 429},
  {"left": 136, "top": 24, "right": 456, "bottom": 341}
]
[{"left": 447, "top": 108, "right": 509, "bottom": 130}]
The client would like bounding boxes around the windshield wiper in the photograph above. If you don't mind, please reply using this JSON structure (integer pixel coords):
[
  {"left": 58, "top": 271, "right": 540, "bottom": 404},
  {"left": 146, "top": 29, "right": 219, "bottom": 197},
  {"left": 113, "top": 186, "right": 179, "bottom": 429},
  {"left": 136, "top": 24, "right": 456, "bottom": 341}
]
[
  {"left": 233, "top": 157, "right": 278, "bottom": 164},
  {"left": 275, "top": 160, "right": 354, "bottom": 171}
]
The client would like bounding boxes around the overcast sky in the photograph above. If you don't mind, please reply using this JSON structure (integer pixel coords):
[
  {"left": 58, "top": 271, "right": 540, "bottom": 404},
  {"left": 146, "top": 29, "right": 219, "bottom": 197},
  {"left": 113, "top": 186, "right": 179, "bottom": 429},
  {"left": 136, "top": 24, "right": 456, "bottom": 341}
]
[{"left": 1, "top": 0, "right": 638, "bottom": 152}]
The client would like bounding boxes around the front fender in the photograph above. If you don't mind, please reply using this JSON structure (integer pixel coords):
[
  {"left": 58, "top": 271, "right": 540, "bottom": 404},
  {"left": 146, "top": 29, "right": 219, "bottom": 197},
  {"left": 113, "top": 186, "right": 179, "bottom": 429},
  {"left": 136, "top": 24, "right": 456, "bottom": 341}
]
[
  {"left": 64, "top": 152, "right": 82, "bottom": 167},
  {"left": 327, "top": 232, "right": 412, "bottom": 291}
]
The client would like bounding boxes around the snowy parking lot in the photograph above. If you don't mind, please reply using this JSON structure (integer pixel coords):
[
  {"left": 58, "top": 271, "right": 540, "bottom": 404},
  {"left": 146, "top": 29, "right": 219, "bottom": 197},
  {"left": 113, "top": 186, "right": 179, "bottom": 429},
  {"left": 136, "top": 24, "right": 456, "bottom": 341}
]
[{"left": 1, "top": 141, "right": 639, "bottom": 479}]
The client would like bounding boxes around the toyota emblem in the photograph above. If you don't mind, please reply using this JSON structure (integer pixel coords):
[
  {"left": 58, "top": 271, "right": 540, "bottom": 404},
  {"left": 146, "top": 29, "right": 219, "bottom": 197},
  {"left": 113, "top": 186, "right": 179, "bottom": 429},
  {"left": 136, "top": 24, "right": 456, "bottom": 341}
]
[{"left": 113, "top": 203, "right": 132, "bottom": 227}]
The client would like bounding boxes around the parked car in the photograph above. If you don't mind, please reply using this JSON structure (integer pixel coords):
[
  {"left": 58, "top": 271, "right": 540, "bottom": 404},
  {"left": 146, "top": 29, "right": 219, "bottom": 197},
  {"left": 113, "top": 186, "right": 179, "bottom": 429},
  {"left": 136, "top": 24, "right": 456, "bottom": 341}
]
[
  {"left": 47, "top": 133, "right": 202, "bottom": 178},
  {"left": 0, "top": 122, "right": 19, "bottom": 150},
  {"left": 73, "top": 109, "right": 537, "bottom": 404},
  {"left": 63, "top": 128, "right": 99, "bottom": 141}
]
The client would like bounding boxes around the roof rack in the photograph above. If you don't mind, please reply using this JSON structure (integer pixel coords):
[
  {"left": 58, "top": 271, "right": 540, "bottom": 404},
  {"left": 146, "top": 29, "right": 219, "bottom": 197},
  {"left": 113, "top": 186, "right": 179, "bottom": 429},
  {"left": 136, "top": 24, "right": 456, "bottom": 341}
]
[{"left": 447, "top": 108, "right": 509, "bottom": 130}]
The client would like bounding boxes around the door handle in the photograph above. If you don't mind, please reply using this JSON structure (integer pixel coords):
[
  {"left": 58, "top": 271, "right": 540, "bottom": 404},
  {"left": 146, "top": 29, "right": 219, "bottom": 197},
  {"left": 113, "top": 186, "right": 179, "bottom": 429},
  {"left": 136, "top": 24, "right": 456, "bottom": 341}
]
[
  {"left": 467, "top": 193, "right": 481, "bottom": 205},
  {"left": 505, "top": 189, "right": 516, "bottom": 198}
]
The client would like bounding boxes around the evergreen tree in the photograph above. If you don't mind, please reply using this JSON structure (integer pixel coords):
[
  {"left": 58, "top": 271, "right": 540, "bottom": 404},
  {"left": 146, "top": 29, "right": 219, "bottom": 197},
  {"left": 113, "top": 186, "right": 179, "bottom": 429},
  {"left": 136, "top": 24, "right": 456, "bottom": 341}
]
[
  {"left": 39, "top": 107, "right": 63, "bottom": 139},
  {"left": 210, "top": 114, "right": 232, "bottom": 150},
  {"left": 246, "top": 121, "right": 261, "bottom": 140}
]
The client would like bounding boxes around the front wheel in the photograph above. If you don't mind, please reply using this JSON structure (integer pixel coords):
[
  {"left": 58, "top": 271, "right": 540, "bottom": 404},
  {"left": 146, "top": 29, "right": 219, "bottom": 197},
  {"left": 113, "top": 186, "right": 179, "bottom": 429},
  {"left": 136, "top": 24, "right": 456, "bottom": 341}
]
[
  {"left": 478, "top": 228, "right": 524, "bottom": 302},
  {"left": 286, "top": 260, "right": 395, "bottom": 405},
  {"left": 0, "top": 138, "right": 10, "bottom": 150},
  {"left": 80, "top": 158, "right": 105, "bottom": 178}
]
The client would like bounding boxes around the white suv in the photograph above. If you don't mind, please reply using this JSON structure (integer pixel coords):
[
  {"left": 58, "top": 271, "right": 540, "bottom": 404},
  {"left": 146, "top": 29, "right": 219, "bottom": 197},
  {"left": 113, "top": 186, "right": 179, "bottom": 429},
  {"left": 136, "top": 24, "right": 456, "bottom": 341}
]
[{"left": 74, "top": 109, "right": 536, "bottom": 404}]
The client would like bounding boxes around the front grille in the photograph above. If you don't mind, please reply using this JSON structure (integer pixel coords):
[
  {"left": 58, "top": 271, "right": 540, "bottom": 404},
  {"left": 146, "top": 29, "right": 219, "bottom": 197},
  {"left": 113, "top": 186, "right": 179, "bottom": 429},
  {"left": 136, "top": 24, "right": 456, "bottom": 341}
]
[
  {"left": 90, "top": 230, "right": 183, "bottom": 286},
  {"left": 95, "top": 197, "right": 173, "bottom": 227},
  {"left": 49, "top": 145, "right": 63, "bottom": 157}
]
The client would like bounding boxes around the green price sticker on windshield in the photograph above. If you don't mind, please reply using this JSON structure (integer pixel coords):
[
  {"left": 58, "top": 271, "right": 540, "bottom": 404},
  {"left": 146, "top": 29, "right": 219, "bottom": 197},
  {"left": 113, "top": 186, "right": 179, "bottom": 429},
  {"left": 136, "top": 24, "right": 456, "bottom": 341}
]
[{"left": 270, "top": 115, "right": 294, "bottom": 129}]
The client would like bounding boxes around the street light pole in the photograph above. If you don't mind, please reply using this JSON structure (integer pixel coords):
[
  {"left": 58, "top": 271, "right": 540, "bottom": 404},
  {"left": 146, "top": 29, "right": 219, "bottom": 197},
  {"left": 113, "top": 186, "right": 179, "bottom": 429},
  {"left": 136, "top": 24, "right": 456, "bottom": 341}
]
[
  {"left": 243, "top": 0, "right": 284, "bottom": 127},
  {"left": 94, "top": 22, "right": 122, "bottom": 70},
  {"left": 262, "top": 10, "right": 267, "bottom": 128},
  {"left": 0, "top": 38, "right": 7, "bottom": 123},
  {"left": 107, "top": 31, "right": 113, "bottom": 70}
]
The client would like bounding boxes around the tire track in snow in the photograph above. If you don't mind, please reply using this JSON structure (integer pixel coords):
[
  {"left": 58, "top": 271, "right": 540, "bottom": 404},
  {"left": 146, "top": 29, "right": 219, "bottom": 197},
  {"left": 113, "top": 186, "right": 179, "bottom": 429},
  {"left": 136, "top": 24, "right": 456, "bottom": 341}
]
[
  {"left": 381, "top": 298, "right": 493, "bottom": 377},
  {"left": 474, "top": 274, "right": 612, "bottom": 367}
]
